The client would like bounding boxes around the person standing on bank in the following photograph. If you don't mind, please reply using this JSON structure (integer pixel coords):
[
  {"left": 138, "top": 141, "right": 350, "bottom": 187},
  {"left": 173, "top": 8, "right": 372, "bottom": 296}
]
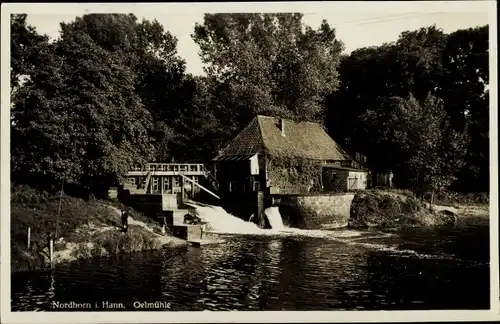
[{"left": 121, "top": 208, "right": 129, "bottom": 233}]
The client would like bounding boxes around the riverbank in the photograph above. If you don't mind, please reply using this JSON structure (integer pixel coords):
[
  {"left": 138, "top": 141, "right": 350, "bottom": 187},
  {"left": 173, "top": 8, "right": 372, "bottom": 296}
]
[
  {"left": 11, "top": 186, "right": 186, "bottom": 273},
  {"left": 348, "top": 189, "right": 489, "bottom": 229}
]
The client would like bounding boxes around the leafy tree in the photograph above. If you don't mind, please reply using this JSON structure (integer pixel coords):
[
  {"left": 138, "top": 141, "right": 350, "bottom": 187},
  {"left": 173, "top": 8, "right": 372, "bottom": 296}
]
[
  {"left": 166, "top": 75, "right": 224, "bottom": 162},
  {"left": 10, "top": 14, "right": 50, "bottom": 90},
  {"left": 326, "top": 26, "right": 446, "bottom": 157},
  {"left": 10, "top": 13, "right": 52, "bottom": 118},
  {"left": 325, "top": 44, "right": 397, "bottom": 160},
  {"left": 193, "top": 13, "right": 344, "bottom": 132},
  {"left": 10, "top": 15, "right": 62, "bottom": 188},
  {"left": 60, "top": 14, "right": 187, "bottom": 161},
  {"left": 11, "top": 15, "right": 157, "bottom": 196},
  {"left": 363, "top": 94, "right": 469, "bottom": 202},
  {"left": 326, "top": 25, "right": 488, "bottom": 194},
  {"left": 394, "top": 26, "right": 447, "bottom": 99},
  {"left": 440, "top": 26, "right": 489, "bottom": 192}
]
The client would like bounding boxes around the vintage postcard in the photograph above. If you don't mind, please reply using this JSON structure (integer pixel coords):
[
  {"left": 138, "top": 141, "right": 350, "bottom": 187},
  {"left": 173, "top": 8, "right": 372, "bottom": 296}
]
[{"left": 1, "top": 1, "right": 498, "bottom": 323}]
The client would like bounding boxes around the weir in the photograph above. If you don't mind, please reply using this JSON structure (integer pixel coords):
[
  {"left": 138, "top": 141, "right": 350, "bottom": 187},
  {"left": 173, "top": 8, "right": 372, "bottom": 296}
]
[
  {"left": 265, "top": 207, "right": 285, "bottom": 230},
  {"left": 184, "top": 202, "right": 399, "bottom": 251},
  {"left": 185, "top": 201, "right": 293, "bottom": 234},
  {"left": 185, "top": 202, "right": 265, "bottom": 235}
]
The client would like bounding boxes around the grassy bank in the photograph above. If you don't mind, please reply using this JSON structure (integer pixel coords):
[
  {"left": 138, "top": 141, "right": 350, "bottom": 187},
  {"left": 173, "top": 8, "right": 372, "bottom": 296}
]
[
  {"left": 348, "top": 189, "right": 489, "bottom": 229},
  {"left": 11, "top": 185, "right": 186, "bottom": 273}
]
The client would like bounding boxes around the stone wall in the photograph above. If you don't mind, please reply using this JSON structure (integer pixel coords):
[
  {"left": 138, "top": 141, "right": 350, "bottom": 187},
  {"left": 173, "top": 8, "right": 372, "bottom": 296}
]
[
  {"left": 279, "top": 193, "right": 355, "bottom": 229},
  {"left": 171, "top": 224, "right": 203, "bottom": 241}
]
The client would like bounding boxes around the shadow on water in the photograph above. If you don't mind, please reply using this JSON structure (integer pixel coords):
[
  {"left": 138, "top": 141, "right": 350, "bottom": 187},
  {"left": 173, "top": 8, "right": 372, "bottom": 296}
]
[{"left": 11, "top": 223, "right": 490, "bottom": 311}]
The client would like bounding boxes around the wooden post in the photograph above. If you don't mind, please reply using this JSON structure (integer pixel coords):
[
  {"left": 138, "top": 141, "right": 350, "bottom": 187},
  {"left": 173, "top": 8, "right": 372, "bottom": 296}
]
[
  {"left": 27, "top": 227, "right": 31, "bottom": 249},
  {"left": 49, "top": 238, "right": 54, "bottom": 267},
  {"left": 180, "top": 176, "right": 185, "bottom": 204},
  {"left": 256, "top": 191, "right": 264, "bottom": 226}
]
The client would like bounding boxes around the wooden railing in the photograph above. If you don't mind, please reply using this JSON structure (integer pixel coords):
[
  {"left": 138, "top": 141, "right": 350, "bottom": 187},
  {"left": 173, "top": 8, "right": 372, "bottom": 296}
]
[{"left": 131, "top": 163, "right": 205, "bottom": 173}]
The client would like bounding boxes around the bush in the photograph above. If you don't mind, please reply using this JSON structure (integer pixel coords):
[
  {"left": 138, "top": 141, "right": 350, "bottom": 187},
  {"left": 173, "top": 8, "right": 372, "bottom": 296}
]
[
  {"left": 11, "top": 184, "right": 52, "bottom": 204},
  {"left": 70, "top": 242, "right": 104, "bottom": 260},
  {"left": 93, "top": 226, "right": 162, "bottom": 255},
  {"left": 349, "top": 190, "right": 455, "bottom": 229},
  {"left": 10, "top": 243, "right": 48, "bottom": 273},
  {"left": 403, "top": 195, "right": 423, "bottom": 214}
]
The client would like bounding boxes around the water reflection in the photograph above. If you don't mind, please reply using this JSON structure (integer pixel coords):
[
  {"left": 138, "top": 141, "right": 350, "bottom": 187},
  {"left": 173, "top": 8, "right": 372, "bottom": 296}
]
[
  {"left": 11, "top": 226, "right": 490, "bottom": 311},
  {"left": 13, "top": 270, "right": 61, "bottom": 311}
]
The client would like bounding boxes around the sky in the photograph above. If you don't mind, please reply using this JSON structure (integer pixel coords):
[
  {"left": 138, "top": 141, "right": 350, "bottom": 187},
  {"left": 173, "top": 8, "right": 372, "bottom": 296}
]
[{"left": 16, "top": 2, "right": 494, "bottom": 75}]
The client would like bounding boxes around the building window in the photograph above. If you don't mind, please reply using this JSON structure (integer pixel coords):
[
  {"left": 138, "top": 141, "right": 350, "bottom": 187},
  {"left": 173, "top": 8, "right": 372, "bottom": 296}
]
[
  {"left": 128, "top": 177, "right": 136, "bottom": 186},
  {"left": 253, "top": 180, "right": 260, "bottom": 192},
  {"left": 164, "top": 177, "right": 171, "bottom": 192},
  {"left": 152, "top": 177, "right": 159, "bottom": 193},
  {"left": 172, "top": 176, "right": 181, "bottom": 193}
]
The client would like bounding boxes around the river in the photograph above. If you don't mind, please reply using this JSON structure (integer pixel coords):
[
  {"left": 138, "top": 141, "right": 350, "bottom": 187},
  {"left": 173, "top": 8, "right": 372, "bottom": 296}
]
[{"left": 11, "top": 216, "right": 489, "bottom": 311}]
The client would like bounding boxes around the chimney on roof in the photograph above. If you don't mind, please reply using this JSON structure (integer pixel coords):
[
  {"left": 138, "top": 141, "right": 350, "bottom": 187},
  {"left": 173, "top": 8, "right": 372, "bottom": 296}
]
[{"left": 278, "top": 118, "right": 285, "bottom": 137}]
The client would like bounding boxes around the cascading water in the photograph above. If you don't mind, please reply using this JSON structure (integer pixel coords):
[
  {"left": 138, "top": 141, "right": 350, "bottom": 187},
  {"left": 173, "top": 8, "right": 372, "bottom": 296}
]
[
  {"left": 189, "top": 204, "right": 265, "bottom": 235},
  {"left": 186, "top": 201, "right": 288, "bottom": 234},
  {"left": 264, "top": 206, "right": 285, "bottom": 230},
  {"left": 185, "top": 202, "right": 443, "bottom": 260}
]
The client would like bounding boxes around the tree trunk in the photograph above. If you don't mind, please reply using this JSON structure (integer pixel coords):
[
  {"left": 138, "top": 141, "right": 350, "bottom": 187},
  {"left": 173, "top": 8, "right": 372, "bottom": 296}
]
[{"left": 429, "top": 191, "right": 435, "bottom": 211}]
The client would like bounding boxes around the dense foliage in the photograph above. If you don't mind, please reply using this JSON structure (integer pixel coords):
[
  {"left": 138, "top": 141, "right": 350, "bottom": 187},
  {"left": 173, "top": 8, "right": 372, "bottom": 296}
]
[
  {"left": 325, "top": 25, "right": 489, "bottom": 194},
  {"left": 10, "top": 13, "right": 489, "bottom": 197},
  {"left": 266, "top": 155, "right": 323, "bottom": 194},
  {"left": 362, "top": 94, "right": 469, "bottom": 200},
  {"left": 192, "top": 13, "right": 344, "bottom": 135},
  {"left": 349, "top": 190, "right": 457, "bottom": 229}
]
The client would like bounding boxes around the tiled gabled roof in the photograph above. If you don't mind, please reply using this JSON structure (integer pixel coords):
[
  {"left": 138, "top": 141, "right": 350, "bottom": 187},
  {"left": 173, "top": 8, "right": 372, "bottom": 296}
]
[{"left": 214, "top": 115, "right": 351, "bottom": 162}]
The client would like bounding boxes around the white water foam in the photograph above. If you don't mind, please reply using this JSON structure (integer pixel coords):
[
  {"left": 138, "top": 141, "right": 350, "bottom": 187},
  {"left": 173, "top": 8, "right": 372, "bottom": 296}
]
[
  {"left": 189, "top": 204, "right": 266, "bottom": 235},
  {"left": 265, "top": 206, "right": 285, "bottom": 230},
  {"left": 186, "top": 201, "right": 451, "bottom": 261},
  {"left": 187, "top": 202, "right": 383, "bottom": 240}
]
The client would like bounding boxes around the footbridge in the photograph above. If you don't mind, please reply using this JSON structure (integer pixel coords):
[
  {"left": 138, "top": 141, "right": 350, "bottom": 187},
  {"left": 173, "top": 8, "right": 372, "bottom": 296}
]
[{"left": 123, "top": 163, "right": 219, "bottom": 199}]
